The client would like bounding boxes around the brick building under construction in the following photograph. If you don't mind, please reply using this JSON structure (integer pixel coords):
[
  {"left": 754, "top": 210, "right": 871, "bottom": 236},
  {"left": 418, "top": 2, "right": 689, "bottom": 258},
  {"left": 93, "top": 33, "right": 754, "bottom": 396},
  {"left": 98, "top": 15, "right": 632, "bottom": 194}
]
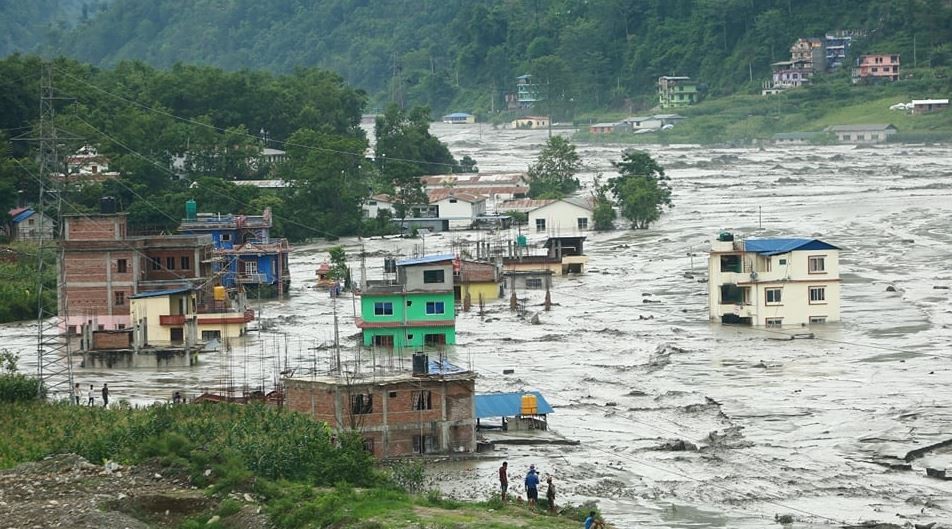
[{"left": 285, "top": 357, "right": 477, "bottom": 458}]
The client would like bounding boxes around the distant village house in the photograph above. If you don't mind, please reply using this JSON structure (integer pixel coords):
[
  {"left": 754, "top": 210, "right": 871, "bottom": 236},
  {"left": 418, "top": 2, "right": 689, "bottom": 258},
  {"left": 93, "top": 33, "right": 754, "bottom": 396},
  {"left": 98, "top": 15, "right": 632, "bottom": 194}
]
[{"left": 826, "top": 124, "right": 897, "bottom": 144}]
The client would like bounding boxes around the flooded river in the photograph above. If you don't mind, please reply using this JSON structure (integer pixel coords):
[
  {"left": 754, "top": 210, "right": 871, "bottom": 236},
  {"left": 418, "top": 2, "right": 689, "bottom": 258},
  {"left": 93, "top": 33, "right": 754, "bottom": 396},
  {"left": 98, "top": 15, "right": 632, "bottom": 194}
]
[{"left": 9, "top": 124, "right": 952, "bottom": 527}]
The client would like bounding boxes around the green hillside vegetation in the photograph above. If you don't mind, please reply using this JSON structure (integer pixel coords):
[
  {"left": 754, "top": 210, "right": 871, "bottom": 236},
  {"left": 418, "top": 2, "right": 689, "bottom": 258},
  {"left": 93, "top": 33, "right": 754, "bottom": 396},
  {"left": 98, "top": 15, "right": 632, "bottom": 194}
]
[
  {"left": 0, "top": 401, "right": 594, "bottom": 529},
  {"left": 1, "top": 0, "right": 947, "bottom": 117},
  {"left": 575, "top": 66, "right": 952, "bottom": 144}
]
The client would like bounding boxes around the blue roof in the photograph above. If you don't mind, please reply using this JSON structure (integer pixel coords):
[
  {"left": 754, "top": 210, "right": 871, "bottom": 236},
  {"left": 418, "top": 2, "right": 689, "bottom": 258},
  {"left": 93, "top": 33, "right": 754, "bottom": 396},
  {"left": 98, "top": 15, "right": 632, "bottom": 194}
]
[
  {"left": 130, "top": 287, "right": 193, "bottom": 299},
  {"left": 396, "top": 254, "right": 455, "bottom": 267},
  {"left": 11, "top": 209, "right": 35, "bottom": 224},
  {"left": 444, "top": 112, "right": 472, "bottom": 118},
  {"left": 475, "top": 391, "right": 554, "bottom": 419},
  {"left": 427, "top": 358, "right": 468, "bottom": 375},
  {"left": 744, "top": 238, "right": 839, "bottom": 256}
]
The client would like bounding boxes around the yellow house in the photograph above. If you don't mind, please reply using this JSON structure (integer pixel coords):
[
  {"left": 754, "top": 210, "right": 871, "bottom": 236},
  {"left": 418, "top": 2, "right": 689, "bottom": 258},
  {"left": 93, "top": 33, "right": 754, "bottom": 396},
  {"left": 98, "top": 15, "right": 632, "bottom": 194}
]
[
  {"left": 456, "top": 260, "right": 503, "bottom": 302},
  {"left": 130, "top": 288, "right": 199, "bottom": 350},
  {"left": 196, "top": 286, "right": 253, "bottom": 342}
]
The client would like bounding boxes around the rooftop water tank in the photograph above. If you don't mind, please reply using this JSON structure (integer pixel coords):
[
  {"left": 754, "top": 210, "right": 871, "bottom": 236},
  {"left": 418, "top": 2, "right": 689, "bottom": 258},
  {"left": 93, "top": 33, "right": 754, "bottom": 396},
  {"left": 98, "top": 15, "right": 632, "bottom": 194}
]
[
  {"left": 516, "top": 234, "right": 528, "bottom": 247},
  {"left": 100, "top": 196, "right": 116, "bottom": 214},
  {"left": 412, "top": 352, "right": 429, "bottom": 375},
  {"left": 717, "top": 231, "right": 734, "bottom": 242},
  {"left": 521, "top": 393, "right": 538, "bottom": 415},
  {"left": 213, "top": 285, "right": 227, "bottom": 302},
  {"left": 185, "top": 199, "right": 197, "bottom": 221}
]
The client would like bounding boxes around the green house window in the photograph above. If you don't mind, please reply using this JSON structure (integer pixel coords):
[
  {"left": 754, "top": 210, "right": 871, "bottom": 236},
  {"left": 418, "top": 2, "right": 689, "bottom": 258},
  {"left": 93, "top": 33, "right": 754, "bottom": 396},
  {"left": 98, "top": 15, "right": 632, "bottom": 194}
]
[
  {"left": 374, "top": 302, "right": 393, "bottom": 315},
  {"left": 425, "top": 301, "right": 445, "bottom": 315},
  {"left": 423, "top": 270, "right": 445, "bottom": 283}
]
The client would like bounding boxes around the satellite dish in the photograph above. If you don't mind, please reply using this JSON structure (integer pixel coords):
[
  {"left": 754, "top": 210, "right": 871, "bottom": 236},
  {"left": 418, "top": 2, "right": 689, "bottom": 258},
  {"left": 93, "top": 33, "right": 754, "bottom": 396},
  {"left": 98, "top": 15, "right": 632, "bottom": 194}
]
[{"left": 750, "top": 271, "right": 759, "bottom": 281}]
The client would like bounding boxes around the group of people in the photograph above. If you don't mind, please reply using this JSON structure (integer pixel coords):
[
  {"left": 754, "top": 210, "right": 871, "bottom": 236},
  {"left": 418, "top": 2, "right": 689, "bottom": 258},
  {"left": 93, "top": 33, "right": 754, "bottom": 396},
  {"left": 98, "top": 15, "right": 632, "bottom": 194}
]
[
  {"left": 498, "top": 461, "right": 604, "bottom": 527},
  {"left": 73, "top": 383, "right": 109, "bottom": 407}
]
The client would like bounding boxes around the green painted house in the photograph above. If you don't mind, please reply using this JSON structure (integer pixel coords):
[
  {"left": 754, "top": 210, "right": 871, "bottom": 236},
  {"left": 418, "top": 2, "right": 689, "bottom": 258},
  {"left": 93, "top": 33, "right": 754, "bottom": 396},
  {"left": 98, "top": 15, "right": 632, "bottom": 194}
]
[
  {"left": 357, "top": 254, "right": 457, "bottom": 350},
  {"left": 658, "top": 76, "right": 699, "bottom": 109}
]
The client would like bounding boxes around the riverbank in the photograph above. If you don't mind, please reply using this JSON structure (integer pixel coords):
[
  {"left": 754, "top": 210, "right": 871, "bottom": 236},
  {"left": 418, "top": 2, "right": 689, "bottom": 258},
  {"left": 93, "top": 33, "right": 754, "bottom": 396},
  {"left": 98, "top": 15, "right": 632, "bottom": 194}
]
[
  {"left": 573, "top": 66, "right": 952, "bottom": 145},
  {"left": 0, "top": 401, "right": 602, "bottom": 529}
]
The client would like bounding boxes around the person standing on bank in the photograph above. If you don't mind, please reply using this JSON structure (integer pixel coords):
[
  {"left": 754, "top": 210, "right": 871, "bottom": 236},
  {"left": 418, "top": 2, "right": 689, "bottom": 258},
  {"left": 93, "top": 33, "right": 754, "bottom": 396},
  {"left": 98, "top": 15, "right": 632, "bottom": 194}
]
[
  {"left": 524, "top": 464, "right": 540, "bottom": 506},
  {"left": 546, "top": 475, "right": 556, "bottom": 512},
  {"left": 87, "top": 385, "right": 95, "bottom": 406},
  {"left": 498, "top": 461, "right": 509, "bottom": 501},
  {"left": 101, "top": 383, "right": 110, "bottom": 408},
  {"left": 73, "top": 383, "right": 81, "bottom": 405}
]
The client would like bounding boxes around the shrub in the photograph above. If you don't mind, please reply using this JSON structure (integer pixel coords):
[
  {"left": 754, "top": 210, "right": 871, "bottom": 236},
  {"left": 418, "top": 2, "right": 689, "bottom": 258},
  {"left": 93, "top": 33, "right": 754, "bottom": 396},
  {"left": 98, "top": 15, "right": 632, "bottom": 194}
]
[{"left": 0, "top": 374, "right": 43, "bottom": 402}]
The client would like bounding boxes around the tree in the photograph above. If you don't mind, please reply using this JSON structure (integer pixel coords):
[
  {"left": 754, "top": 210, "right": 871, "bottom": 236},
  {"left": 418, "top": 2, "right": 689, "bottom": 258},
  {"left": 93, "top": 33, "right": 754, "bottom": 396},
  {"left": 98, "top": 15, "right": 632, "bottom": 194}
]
[
  {"left": 327, "top": 245, "right": 351, "bottom": 289},
  {"left": 591, "top": 175, "right": 615, "bottom": 231},
  {"left": 526, "top": 136, "right": 582, "bottom": 199},
  {"left": 609, "top": 150, "right": 671, "bottom": 229}
]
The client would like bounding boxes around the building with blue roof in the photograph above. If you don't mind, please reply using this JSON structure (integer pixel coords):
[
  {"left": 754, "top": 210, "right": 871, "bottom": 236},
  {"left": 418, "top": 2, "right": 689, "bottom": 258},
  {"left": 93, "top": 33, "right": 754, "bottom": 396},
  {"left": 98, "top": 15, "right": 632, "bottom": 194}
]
[
  {"left": 7, "top": 207, "right": 55, "bottom": 241},
  {"left": 709, "top": 232, "right": 841, "bottom": 327},
  {"left": 442, "top": 112, "right": 475, "bottom": 124},
  {"left": 475, "top": 391, "right": 554, "bottom": 431}
]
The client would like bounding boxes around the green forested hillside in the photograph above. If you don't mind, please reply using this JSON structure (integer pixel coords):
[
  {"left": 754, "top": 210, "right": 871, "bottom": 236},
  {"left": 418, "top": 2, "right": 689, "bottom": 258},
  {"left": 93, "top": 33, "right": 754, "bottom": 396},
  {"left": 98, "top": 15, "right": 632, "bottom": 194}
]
[
  {"left": 14, "top": 0, "right": 948, "bottom": 114},
  {"left": 0, "top": 0, "right": 110, "bottom": 57}
]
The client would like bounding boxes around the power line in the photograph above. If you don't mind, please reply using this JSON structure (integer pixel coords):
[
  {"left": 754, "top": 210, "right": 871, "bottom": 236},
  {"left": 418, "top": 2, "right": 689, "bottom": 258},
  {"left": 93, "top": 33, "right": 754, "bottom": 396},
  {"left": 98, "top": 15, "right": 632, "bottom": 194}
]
[{"left": 56, "top": 68, "right": 462, "bottom": 170}]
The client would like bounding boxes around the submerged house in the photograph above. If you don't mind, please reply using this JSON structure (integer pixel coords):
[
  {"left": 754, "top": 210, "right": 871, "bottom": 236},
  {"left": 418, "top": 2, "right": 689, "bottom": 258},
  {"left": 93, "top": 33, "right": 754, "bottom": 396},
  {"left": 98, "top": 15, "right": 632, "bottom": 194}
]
[
  {"left": 285, "top": 356, "right": 477, "bottom": 458},
  {"left": 708, "top": 233, "right": 841, "bottom": 327},
  {"left": 475, "top": 391, "right": 554, "bottom": 431},
  {"left": 455, "top": 259, "right": 503, "bottom": 303},
  {"left": 357, "top": 255, "right": 457, "bottom": 351},
  {"left": 178, "top": 202, "right": 290, "bottom": 297}
]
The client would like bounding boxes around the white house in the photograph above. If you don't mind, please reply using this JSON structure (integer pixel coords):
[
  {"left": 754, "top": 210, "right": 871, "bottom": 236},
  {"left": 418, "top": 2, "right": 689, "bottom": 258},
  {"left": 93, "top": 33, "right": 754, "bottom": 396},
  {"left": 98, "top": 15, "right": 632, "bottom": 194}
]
[
  {"left": 623, "top": 116, "right": 663, "bottom": 131},
  {"left": 499, "top": 197, "right": 594, "bottom": 234},
  {"left": 362, "top": 194, "right": 395, "bottom": 218},
  {"left": 63, "top": 145, "right": 120, "bottom": 183},
  {"left": 825, "top": 124, "right": 897, "bottom": 144},
  {"left": 427, "top": 191, "right": 487, "bottom": 229},
  {"left": 708, "top": 233, "right": 841, "bottom": 327}
]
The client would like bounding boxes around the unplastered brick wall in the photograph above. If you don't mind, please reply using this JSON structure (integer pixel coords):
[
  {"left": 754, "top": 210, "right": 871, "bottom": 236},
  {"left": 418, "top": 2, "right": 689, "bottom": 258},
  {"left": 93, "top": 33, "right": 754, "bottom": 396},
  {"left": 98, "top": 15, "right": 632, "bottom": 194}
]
[{"left": 66, "top": 216, "right": 124, "bottom": 240}]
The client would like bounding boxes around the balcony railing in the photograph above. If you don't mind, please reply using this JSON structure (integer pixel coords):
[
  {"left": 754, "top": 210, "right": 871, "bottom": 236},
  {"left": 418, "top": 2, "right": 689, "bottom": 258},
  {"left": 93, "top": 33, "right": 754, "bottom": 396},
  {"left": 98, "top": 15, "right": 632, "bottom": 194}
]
[{"left": 159, "top": 314, "right": 187, "bottom": 326}]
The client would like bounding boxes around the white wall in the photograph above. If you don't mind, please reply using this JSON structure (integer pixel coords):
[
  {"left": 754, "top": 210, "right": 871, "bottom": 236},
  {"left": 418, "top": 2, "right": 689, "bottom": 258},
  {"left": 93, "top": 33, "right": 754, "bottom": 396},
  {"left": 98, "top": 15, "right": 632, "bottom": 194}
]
[
  {"left": 435, "top": 198, "right": 485, "bottom": 229},
  {"left": 528, "top": 201, "right": 592, "bottom": 234},
  {"left": 363, "top": 199, "right": 394, "bottom": 218}
]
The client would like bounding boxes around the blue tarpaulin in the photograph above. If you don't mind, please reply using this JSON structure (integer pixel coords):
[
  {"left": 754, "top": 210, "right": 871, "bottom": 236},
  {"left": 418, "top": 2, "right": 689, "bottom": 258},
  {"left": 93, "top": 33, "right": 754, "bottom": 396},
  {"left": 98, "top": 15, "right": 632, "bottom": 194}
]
[
  {"left": 475, "top": 391, "right": 554, "bottom": 418},
  {"left": 396, "top": 254, "right": 456, "bottom": 267}
]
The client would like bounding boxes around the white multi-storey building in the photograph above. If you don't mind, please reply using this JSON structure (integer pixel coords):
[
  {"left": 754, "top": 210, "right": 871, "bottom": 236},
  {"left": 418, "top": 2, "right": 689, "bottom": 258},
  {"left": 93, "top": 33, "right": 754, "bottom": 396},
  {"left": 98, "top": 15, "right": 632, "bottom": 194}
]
[{"left": 708, "top": 234, "right": 841, "bottom": 327}]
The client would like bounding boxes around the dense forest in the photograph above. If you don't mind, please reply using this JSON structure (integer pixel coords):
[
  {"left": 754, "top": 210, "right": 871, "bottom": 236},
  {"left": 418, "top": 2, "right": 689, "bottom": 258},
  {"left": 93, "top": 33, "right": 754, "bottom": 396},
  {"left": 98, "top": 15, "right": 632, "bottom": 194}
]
[
  {"left": 2, "top": 0, "right": 949, "bottom": 115},
  {"left": 0, "top": 54, "right": 461, "bottom": 244}
]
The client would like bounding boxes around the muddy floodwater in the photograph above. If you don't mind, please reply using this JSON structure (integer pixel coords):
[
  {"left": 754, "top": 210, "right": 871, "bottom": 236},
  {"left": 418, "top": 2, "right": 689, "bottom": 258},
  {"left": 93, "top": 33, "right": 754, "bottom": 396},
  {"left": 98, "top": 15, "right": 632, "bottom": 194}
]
[{"left": 9, "top": 124, "right": 952, "bottom": 528}]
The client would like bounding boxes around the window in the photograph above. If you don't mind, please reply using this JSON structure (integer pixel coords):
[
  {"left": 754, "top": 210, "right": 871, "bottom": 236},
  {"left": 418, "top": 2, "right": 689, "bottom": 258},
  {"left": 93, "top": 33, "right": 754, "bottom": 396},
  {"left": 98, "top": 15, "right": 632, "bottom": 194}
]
[
  {"left": 577, "top": 217, "right": 589, "bottom": 230},
  {"left": 720, "top": 255, "right": 742, "bottom": 273},
  {"left": 765, "top": 288, "right": 782, "bottom": 304},
  {"left": 114, "top": 291, "right": 125, "bottom": 306},
  {"left": 449, "top": 198, "right": 458, "bottom": 203},
  {"left": 765, "top": 318, "right": 783, "bottom": 328},
  {"left": 423, "top": 270, "right": 445, "bottom": 284},
  {"left": 525, "top": 278, "right": 543, "bottom": 289},
  {"left": 373, "top": 302, "right": 393, "bottom": 316},
  {"left": 425, "top": 301, "right": 445, "bottom": 315},
  {"left": 180, "top": 256, "right": 190, "bottom": 270},
  {"left": 117, "top": 324, "right": 126, "bottom": 330},
  {"left": 28, "top": 218, "right": 35, "bottom": 225},
  {"left": 424, "top": 333, "right": 446, "bottom": 346},
  {"left": 808, "top": 256, "right": 826, "bottom": 273},
  {"left": 221, "top": 233, "right": 232, "bottom": 242},
  {"left": 202, "top": 330, "right": 222, "bottom": 341},
  {"left": 367, "top": 200, "right": 377, "bottom": 206},
  {"left": 150, "top": 257, "right": 161, "bottom": 271},
  {"left": 389, "top": 391, "right": 398, "bottom": 398},
  {"left": 244, "top": 261, "right": 258, "bottom": 275},
  {"left": 117, "top": 259, "right": 127, "bottom": 273},
  {"left": 351, "top": 393, "right": 373, "bottom": 414},
  {"left": 373, "top": 335, "right": 394, "bottom": 348},
  {"left": 166, "top": 256, "right": 175, "bottom": 270},
  {"left": 809, "top": 286, "right": 826, "bottom": 303},
  {"left": 412, "top": 390, "right": 432, "bottom": 410},
  {"left": 535, "top": 218, "right": 546, "bottom": 232},
  {"left": 362, "top": 437, "right": 375, "bottom": 453},
  {"left": 809, "top": 316, "right": 827, "bottom": 324},
  {"left": 778, "top": 258, "right": 787, "bottom": 266},
  {"left": 413, "top": 434, "right": 435, "bottom": 454}
]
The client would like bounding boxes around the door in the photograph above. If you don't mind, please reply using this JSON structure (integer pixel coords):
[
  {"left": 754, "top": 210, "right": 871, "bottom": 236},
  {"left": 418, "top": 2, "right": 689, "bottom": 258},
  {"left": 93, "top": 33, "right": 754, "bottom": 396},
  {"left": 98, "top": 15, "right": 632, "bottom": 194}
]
[{"left": 170, "top": 327, "right": 184, "bottom": 344}]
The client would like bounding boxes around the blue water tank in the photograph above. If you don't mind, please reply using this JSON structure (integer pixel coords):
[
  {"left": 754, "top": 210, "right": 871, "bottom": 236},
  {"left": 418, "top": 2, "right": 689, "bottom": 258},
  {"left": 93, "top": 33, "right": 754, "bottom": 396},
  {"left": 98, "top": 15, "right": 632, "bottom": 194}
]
[{"left": 185, "top": 199, "right": 197, "bottom": 220}]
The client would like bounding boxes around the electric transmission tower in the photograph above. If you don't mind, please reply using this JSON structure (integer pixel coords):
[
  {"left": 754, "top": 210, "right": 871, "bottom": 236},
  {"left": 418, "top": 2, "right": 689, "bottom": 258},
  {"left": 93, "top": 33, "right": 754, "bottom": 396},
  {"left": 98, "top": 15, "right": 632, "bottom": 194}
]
[{"left": 17, "top": 62, "right": 78, "bottom": 399}]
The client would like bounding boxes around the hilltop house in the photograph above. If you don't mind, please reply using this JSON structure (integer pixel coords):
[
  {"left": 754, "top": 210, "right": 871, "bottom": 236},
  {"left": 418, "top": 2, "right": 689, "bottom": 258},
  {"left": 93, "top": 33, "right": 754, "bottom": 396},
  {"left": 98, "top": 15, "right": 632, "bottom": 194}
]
[
  {"left": 824, "top": 33, "right": 854, "bottom": 70},
  {"left": 178, "top": 203, "right": 290, "bottom": 297},
  {"left": 357, "top": 255, "right": 457, "bottom": 351},
  {"left": 853, "top": 54, "right": 900, "bottom": 83},
  {"left": 708, "top": 233, "right": 841, "bottom": 327},
  {"left": 8, "top": 207, "right": 55, "bottom": 241},
  {"left": 515, "top": 74, "right": 543, "bottom": 108},
  {"left": 657, "top": 76, "right": 698, "bottom": 109},
  {"left": 911, "top": 99, "right": 948, "bottom": 114},
  {"left": 62, "top": 145, "right": 121, "bottom": 184},
  {"left": 826, "top": 124, "right": 897, "bottom": 144}
]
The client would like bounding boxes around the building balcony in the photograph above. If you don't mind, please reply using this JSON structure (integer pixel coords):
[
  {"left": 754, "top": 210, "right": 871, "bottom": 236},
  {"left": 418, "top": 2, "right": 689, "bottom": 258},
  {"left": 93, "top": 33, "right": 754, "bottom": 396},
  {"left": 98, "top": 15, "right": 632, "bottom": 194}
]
[{"left": 159, "top": 314, "right": 188, "bottom": 326}]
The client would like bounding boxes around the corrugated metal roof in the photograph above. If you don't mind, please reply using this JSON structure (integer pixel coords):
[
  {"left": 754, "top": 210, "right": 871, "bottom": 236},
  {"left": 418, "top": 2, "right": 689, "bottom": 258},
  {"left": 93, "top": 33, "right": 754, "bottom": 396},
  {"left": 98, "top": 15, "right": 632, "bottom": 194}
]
[
  {"left": 396, "top": 254, "right": 456, "bottom": 267},
  {"left": 10, "top": 208, "right": 35, "bottom": 224},
  {"left": 130, "top": 287, "right": 193, "bottom": 299},
  {"left": 475, "top": 391, "right": 554, "bottom": 418},
  {"left": 443, "top": 112, "right": 473, "bottom": 118},
  {"left": 826, "top": 124, "right": 897, "bottom": 132},
  {"left": 744, "top": 238, "right": 839, "bottom": 256},
  {"left": 427, "top": 358, "right": 469, "bottom": 375}
]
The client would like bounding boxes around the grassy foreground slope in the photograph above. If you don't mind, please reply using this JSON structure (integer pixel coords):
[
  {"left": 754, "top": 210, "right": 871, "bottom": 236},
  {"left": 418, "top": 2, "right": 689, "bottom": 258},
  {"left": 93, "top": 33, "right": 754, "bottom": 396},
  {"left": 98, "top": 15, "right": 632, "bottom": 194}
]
[
  {"left": 0, "top": 401, "right": 595, "bottom": 529},
  {"left": 576, "top": 67, "right": 952, "bottom": 144}
]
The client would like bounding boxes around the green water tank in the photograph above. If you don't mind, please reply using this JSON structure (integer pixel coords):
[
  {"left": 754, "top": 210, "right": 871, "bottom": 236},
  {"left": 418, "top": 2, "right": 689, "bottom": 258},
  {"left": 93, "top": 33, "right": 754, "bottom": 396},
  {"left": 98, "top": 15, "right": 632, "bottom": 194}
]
[
  {"left": 516, "top": 234, "right": 528, "bottom": 247},
  {"left": 185, "top": 199, "right": 197, "bottom": 220}
]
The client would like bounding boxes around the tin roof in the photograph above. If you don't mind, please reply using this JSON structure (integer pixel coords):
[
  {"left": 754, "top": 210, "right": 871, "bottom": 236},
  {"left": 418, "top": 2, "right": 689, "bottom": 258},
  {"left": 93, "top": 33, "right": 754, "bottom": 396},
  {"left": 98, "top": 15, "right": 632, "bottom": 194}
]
[
  {"left": 744, "top": 238, "right": 840, "bottom": 256},
  {"left": 395, "top": 253, "right": 456, "bottom": 267},
  {"left": 475, "top": 391, "right": 554, "bottom": 418}
]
